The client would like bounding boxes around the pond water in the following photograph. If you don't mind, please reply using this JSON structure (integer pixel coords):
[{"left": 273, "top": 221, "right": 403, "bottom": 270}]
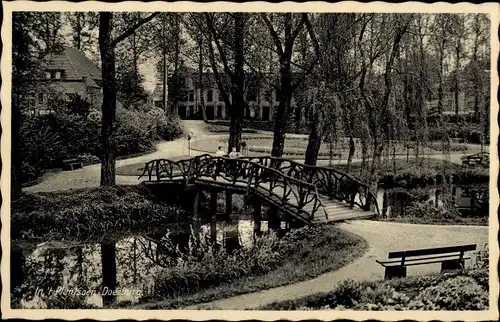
[
  {"left": 374, "top": 184, "right": 489, "bottom": 218},
  {"left": 12, "top": 219, "right": 278, "bottom": 309}
]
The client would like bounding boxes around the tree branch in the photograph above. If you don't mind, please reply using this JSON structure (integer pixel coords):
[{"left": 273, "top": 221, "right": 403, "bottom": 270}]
[
  {"left": 204, "top": 13, "right": 235, "bottom": 83},
  {"left": 261, "top": 13, "right": 284, "bottom": 55},
  {"left": 112, "top": 12, "right": 159, "bottom": 46},
  {"left": 291, "top": 14, "right": 320, "bottom": 91},
  {"left": 286, "top": 13, "right": 306, "bottom": 53}
]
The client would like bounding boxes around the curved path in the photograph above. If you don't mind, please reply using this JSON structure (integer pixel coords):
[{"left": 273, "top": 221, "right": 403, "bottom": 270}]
[
  {"left": 22, "top": 120, "right": 490, "bottom": 310},
  {"left": 25, "top": 119, "right": 485, "bottom": 193},
  {"left": 24, "top": 121, "right": 218, "bottom": 193},
  {"left": 186, "top": 220, "right": 489, "bottom": 310}
]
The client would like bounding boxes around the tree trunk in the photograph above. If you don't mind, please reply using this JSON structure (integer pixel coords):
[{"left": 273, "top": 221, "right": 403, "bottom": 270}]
[
  {"left": 162, "top": 49, "right": 168, "bottom": 111},
  {"left": 454, "top": 45, "right": 460, "bottom": 117},
  {"left": 99, "top": 13, "right": 117, "bottom": 186},
  {"left": 11, "top": 94, "right": 22, "bottom": 200},
  {"left": 345, "top": 136, "right": 355, "bottom": 173},
  {"left": 172, "top": 15, "right": 181, "bottom": 114},
  {"left": 162, "top": 18, "right": 168, "bottom": 112},
  {"left": 304, "top": 116, "right": 321, "bottom": 166},
  {"left": 198, "top": 34, "right": 206, "bottom": 121},
  {"left": 228, "top": 13, "right": 245, "bottom": 152},
  {"left": 272, "top": 60, "right": 292, "bottom": 157}
]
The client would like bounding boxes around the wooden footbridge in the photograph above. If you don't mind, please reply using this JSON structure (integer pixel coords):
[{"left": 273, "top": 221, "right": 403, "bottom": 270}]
[{"left": 139, "top": 154, "right": 380, "bottom": 226}]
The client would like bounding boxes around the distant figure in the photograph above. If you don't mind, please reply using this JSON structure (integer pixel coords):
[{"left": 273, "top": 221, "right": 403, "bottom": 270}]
[
  {"left": 215, "top": 146, "right": 227, "bottom": 157},
  {"left": 228, "top": 147, "right": 241, "bottom": 159}
]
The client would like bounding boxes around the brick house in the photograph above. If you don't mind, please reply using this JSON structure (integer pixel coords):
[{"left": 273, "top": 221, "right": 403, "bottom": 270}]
[
  {"left": 27, "top": 47, "right": 102, "bottom": 115},
  {"left": 152, "top": 64, "right": 296, "bottom": 121}
]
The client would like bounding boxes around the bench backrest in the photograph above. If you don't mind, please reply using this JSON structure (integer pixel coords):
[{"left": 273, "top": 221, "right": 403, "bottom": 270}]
[{"left": 388, "top": 244, "right": 477, "bottom": 259}]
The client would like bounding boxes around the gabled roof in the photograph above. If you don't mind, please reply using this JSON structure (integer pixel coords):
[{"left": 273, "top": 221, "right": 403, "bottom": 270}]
[{"left": 43, "top": 47, "right": 101, "bottom": 85}]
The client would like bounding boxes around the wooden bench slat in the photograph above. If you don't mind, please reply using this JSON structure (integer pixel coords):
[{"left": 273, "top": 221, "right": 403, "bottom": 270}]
[
  {"left": 377, "top": 255, "right": 471, "bottom": 267},
  {"left": 388, "top": 244, "right": 476, "bottom": 258},
  {"left": 396, "top": 257, "right": 470, "bottom": 268},
  {"left": 377, "top": 253, "right": 466, "bottom": 265},
  {"left": 63, "top": 158, "right": 80, "bottom": 163}
]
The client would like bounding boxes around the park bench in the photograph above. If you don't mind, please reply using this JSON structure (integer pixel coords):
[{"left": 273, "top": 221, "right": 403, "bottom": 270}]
[
  {"left": 461, "top": 152, "right": 489, "bottom": 167},
  {"left": 376, "top": 244, "right": 477, "bottom": 280},
  {"left": 62, "top": 158, "right": 83, "bottom": 171}
]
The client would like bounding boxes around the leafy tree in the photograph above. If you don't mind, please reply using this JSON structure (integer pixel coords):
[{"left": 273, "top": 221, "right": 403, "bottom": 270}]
[
  {"left": 11, "top": 12, "right": 45, "bottom": 199},
  {"left": 31, "top": 12, "right": 66, "bottom": 54},
  {"left": 65, "top": 12, "right": 98, "bottom": 54}
]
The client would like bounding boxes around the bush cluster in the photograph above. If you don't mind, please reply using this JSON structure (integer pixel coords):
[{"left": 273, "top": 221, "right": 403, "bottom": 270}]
[
  {"left": 11, "top": 185, "right": 186, "bottom": 240},
  {"left": 145, "top": 229, "right": 282, "bottom": 300},
  {"left": 19, "top": 108, "right": 184, "bottom": 183},
  {"left": 262, "top": 267, "right": 489, "bottom": 311}
]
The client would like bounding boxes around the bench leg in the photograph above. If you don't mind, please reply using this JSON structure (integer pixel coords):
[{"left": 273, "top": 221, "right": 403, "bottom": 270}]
[
  {"left": 385, "top": 266, "right": 407, "bottom": 280},
  {"left": 441, "top": 259, "right": 465, "bottom": 272}
]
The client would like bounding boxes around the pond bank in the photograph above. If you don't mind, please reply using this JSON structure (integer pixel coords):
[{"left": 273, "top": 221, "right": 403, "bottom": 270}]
[{"left": 184, "top": 220, "right": 488, "bottom": 310}]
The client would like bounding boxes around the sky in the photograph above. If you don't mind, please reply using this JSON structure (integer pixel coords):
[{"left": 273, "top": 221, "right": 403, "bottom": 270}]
[{"left": 59, "top": 15, "right": 159, "bottom": 93}]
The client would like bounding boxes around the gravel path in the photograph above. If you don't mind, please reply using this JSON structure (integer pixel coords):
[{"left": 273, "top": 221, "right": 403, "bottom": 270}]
[
  {"left": 25, "top": 119, "right": 485, "bottom": 193},
  {"left": 186, "top": 220, "right": 489, "bottom": 310},
  {"left": 24, "top": 121, "right": 217, "bottom": 193}
]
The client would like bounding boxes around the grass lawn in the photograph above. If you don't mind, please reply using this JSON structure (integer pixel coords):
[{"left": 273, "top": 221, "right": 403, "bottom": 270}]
[
  {"left": 127, "top": 224, "right": 368, "bottom": 309},
  {"left": 336, "top": 157, "right": 462, "bottom": 175},
  {"left": 258, "top": 267, "right": 489, "bottom": 310}
]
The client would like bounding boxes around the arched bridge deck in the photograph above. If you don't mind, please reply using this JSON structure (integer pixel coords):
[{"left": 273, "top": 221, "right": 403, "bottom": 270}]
[{"left": 139, "top": 154, "right": 380, "bottom": 225}]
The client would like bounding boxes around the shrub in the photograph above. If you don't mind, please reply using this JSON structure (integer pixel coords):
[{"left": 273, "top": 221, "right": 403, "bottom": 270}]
[
  {"left": 20, "top": 107, "right": 185, "bottom": 183},
  {"left": 408, "top": 276, "right": 488, "bottom": 310},
  {"left": 77, "top": 153, "right": 100, "bottom": 166},
  {"left": 157, "top": 113, "right": 185, "bottom": 141},
  {"left": 260, "top": 268, "right": 489, "bottom": 311},
  {"left": 19, "top": 113, "right": 101, "bottom": 182},
  {"left": 403, "top": 199, "right": 466, "bottom": 224},
  {"left": 147, "top": 229, "right": 282, "bottom": 299},
  {"left": 11, "top": 185, "right": 186, "bottom": 240}
]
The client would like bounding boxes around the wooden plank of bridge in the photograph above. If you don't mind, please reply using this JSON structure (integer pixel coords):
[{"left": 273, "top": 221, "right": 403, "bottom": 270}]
[{"left": 143, "top": 166, "right": 376, "bottom": 225}]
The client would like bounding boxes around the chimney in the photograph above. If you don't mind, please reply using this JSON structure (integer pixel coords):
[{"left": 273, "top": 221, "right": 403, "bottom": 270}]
[{"left": 82, "top": 75, "right": 88, "bottom": 86}]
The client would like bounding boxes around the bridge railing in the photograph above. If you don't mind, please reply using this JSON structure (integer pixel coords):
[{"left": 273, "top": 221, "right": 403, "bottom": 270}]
[
  {"left": 240, "top": 156, "right": 380, "bottom": 216},
  {"left": 140, "top": 154, "right": 326, "bottom": 223}
]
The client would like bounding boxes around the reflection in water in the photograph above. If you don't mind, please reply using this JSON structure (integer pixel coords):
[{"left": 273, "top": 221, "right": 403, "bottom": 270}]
[{"left": 13, "top": 220, "right": 271, "bottom": 308}]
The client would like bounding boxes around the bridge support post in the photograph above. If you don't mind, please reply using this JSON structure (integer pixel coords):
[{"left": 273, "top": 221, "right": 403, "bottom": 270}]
[
  {"left": 253, "top": 196, "right": 262, "bottom": 238},
  {"left": 210, "top": 191, "right": 218, "bottom": 243},
  {"left": 193, "top": 190, "right": 201, "bottom": 221},
  {"left": 225, "top": 191, "right": 232, "bottom": 222},
  {"left": 268, "top": 205, "right": 281, "bottom": 231}
]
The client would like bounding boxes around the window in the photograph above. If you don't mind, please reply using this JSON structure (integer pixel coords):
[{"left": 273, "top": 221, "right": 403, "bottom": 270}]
[
  {"left": 54, "top": 71, "right": 61, "bottom": 80},
  {"left": 179, "top": 90, "right": 188, "bottom": 101},
  {"left": 248, "top": 87, "right": 258, "bottom": 102},
  {"left": 65, "top": 93, "right": 74, "bottom": 102},
  {"left": 45, "top": 72, "right": 51, "bottom": 80},
  {"left": 207, "top": 90, "right": 213, "bottom": 102},
  {"left": 217, "top": 105, "right": 223, "bottom": 118},
  {"left": 38, "top": 93, "right": 44, "bottom": 104},
  {"left": 188, "top": 91, "right": 194, "bottom": 102},
  {"left": 265, "top": 89, "right": 273, "bottom": 101}
]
